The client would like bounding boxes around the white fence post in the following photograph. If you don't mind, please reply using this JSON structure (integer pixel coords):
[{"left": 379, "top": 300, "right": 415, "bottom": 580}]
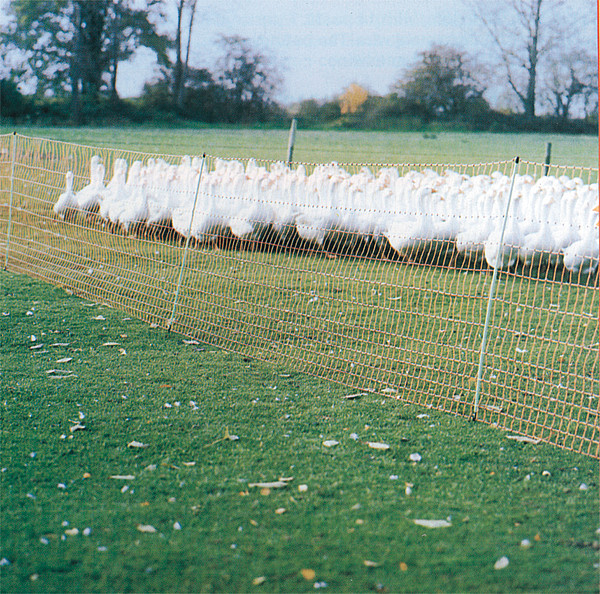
[
  {"left": 4, "top": 131, "right": 17, "bottom": 270},
  {"left": 473, "top": 155, "right": 521, "bottom": 420},
  {"left": 167, "top": 153, "right": 207, "bottom": 331}
]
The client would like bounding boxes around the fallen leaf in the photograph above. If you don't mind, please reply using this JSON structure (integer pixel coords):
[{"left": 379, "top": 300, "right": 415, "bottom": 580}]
[
  {"left": 323, "top": 440, "right": 339, "bottom": 447},
  {"left": 409, "top": 453, "right": 422, "bottom": 462},
  {"left": 413, "top": 519, "right": 452, "bottom": 529},
  {"left": 252, "top": 576, "right": 266, "bottom": 586},
  {"left": 249, "top": 519, "right": 259, "bottom": 527},
  {"left": 506, "top": 435, "right": 540, "bottom": 444},
  {"left": 367, "top": 442, "right": 390, "bottom": 450},
  {"left": 128, "top": 441, "right": 148, "bottom": 448},
  {"left": 494, "top": 556, "right": 509, "bottom": 570},
  {"left": 119, "top": 348, "right": 127, "bottom": 356},
  {"left": 137, "top": 524, "right": 157, "bottom": 533},
  {"left": 275, "top": 507, "right": 286, "bottom": 514},
  {"left": 64, "top": 528, "right": 79, "bottom": 536},
  {"left": 301, "top": 569, "right": 316, "bottom": 581},
  {"left": 399, "top": 562, "right": 408, "bottom": 571},
  {"left": 260, "top": 488, "right": 271, "bottom": 496},
  {"left": 70, "top": 423, "right": 86, "bottom": 433},
  {"left": 248, "top": 481, "right": 288, "bottom": 489},
  {"left": 363, "top": 560, "right": 380, "bottom": 567},
  {"left": 298, "top": 484, "right": 308, "bottom": 492}
]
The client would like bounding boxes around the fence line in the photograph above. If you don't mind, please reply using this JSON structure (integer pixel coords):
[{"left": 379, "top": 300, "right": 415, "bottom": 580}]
[{"left": 1, "top": 133, "right": 598, "bottom": 458}]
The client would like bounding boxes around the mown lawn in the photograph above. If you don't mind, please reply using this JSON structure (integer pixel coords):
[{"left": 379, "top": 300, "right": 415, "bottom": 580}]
[
  {"left": 1, "top": 270, "right": 598, "bottom": 593},
  {"left": 1, "top": 126, "right": 598, "bottom": 168}
]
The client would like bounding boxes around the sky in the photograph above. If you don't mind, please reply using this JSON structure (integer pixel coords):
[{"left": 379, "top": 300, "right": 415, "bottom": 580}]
[{"left": 117, "top": 0, "right": 486, "bottom": 104}]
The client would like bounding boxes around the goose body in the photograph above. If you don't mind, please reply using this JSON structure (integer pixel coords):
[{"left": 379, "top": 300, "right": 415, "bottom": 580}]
[{"left": 53, "top": 171, "right": 77, "bottom": 218}]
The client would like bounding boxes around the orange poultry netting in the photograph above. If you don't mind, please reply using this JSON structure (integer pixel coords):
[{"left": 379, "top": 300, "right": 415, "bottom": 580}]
[{"left": 1, "top": 133, "right": 598, "bottom": 457}]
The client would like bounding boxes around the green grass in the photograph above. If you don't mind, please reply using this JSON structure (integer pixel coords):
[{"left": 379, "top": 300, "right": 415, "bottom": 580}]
[
  {"left": 1, "top": 270, "right": 599, "bottom": 593},
  {"left": 1, "top": 126, "right": 598, "bottom": 168}
]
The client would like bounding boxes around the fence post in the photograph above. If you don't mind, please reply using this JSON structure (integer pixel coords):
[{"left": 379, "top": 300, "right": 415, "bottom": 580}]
[
  {"left": 167, "top": 153, "right": 206, "bottom": 331},
  {"left": 286, "top": 118, "right": 297, "bottom": 166},
  {"left": 4, "top": 131, "right": 17, "bottom": 270},
  {"left": 543, "top": 142, "right": 552, "bottom": 175},
  {"left": 473, "top": 156, "right": 521, "bottom": 421}
]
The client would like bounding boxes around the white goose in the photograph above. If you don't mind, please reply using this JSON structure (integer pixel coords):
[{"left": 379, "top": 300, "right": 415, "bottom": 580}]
[
  {"left": 53, "top": 171, "right": 77, "bottom": 219},
  {"left": 76, "top": 155, "right": 105, "bottom": 213}
]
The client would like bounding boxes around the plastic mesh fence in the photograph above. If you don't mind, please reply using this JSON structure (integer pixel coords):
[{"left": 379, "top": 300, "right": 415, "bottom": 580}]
[{"left": 1, "top": 133, "right": 598, "bottom": 457}]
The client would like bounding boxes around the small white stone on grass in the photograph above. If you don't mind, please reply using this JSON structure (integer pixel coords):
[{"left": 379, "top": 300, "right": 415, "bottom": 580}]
[
  {"left": 494, "top": 556, "right": 510, "bottom": 570},
  {"left": 137, "top": 524, "right": 157, "bottom": 533},
  {"left": 173, "top": 521, "right": 182, "bottom": 530},
  {"left": 323, "top": 440, "right": 339, "bottom": 447},
  {"left": 409, "top": 453, "right": 422, "bottom": 462}
]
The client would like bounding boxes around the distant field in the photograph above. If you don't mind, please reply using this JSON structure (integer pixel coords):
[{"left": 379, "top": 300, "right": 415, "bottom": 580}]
[{"left": 1, "top": 126, "right": 598, "bottom": 168}]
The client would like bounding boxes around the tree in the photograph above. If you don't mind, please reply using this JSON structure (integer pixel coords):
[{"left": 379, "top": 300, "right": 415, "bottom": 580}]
[
  {"left": 471, "top": 0, "right": 592, "bottom": 118},
  {"left": 215, "top": 35, "right": 282, "bottom": 123},
  {"left": 392, "top": 45, "right": 487, "bottom": 121},
  {"left": 544, "top": 49, "right": 598, "bottom": 119},
  {"left": 3, "top": 0, "right": 166, "bottom": 120},
  {"left": 339, "top": 83, "right": 369, "bottom": 115},
  {"left": 169, "top": 0, "right": 199, "bottom": 110},
  {"left": 105, "top": 0, "right": 168, "bottom": 103}
]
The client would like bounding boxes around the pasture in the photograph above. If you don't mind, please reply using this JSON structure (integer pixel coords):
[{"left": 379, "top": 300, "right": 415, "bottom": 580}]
[
  {"left": 1, "top": 270, "right": 599, "bottom": 593},
  {"left": 1, "top": 127, "right": 598, "bottom": 591},
  {"left": 1, "top": 125, "right": 598, "bottom": 167}
]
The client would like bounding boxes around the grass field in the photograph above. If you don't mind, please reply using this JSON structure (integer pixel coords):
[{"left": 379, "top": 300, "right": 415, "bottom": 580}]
[
  {"left": 1, "top": 125, "right": 598, "bottom": 168},
  {"left": 1, "top": 270, "right": 599, "bottom": 593},
  {"left": 1, "top": 127, "right": 598, "bottom": 591}
]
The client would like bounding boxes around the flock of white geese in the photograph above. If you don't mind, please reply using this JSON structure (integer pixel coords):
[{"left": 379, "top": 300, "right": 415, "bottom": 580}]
[{"left": 54, "top": 155, "right": 599, "bottom": 274}]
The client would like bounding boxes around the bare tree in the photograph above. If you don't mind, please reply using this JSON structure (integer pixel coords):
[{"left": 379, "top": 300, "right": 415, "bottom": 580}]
[
  {"left": 472, "top": 0, "right": 570, "bottom": 118},
  {"left": 543, "top": 49, "right": 598, "bottom": 119},
  {"left": 172, "top": 0, "right": 198, "bottom": 110}
]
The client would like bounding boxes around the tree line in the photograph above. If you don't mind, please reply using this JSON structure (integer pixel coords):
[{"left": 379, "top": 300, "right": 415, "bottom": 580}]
[{"left": 1, "top": 0, "right": 597, "bottom": 133}]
